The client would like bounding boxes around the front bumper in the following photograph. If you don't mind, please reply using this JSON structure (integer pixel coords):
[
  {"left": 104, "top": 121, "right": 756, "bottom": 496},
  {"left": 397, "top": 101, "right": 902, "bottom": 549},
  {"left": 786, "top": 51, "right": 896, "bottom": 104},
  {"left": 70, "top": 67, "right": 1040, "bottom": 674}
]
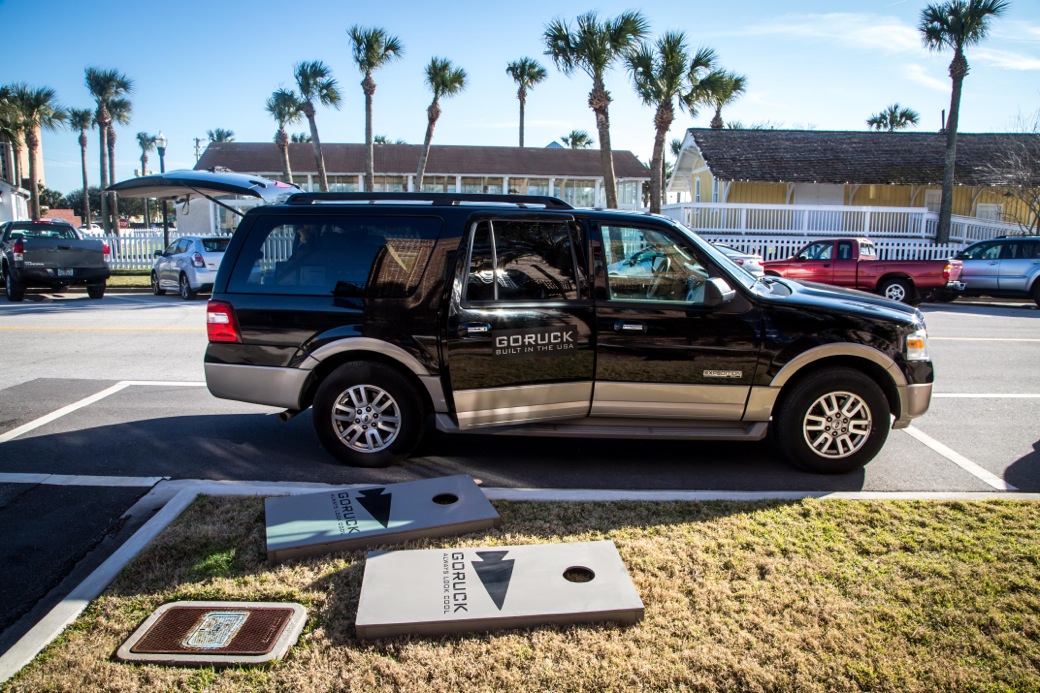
[{"left": 892, "top": 382, "right": 933, "bottom": 429}]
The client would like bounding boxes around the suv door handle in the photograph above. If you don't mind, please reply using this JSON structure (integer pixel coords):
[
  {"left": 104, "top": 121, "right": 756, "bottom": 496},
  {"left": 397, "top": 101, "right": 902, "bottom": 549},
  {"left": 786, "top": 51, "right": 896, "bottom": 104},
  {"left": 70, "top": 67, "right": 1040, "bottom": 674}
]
[
  {"left": 614, "top": 320, "right": 647, "bottom": 334},
  {"left": 462, "top": 322, "right": 491, "bottom": 337}
]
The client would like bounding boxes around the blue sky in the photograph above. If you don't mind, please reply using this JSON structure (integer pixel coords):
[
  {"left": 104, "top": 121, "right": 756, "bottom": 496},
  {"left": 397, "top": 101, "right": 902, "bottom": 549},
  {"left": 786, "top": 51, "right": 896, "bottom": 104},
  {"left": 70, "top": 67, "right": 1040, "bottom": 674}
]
[{"left": 2, "top": 0, "right": 1038, "bottom": 196}]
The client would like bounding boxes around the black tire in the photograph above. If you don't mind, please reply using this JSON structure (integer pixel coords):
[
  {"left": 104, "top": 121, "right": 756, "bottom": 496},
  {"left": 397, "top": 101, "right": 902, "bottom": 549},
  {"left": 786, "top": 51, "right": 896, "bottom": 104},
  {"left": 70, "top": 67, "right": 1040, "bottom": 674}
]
[
  {"left": 151, "top": 272, "right": 166, "bottom": 296},
  {"left": 312, "top": 361, "right": 427, "bottom": 468},
  {"left": 879, "top": 278, "right": 915, "bottom": 304},
  {"left": 87, "top": 282, "right": 106, "bottom": 300},
  {"left": 1031, "top": 281, "right": 1040, "bottom": 308},
  {"left": 178, "top": 273, "right": 196, "bottom": 300},
  {"left": 773, "top": 367, "right": 890, "bottom": 474},
  {"left": 4, "top": 269, "right": 25, "bottom": 302}
]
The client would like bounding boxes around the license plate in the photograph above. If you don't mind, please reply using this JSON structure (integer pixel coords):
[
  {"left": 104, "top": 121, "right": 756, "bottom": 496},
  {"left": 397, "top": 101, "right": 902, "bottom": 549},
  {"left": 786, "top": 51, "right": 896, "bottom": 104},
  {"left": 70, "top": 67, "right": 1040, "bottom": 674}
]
[{"left": 57, "top": 269, "right": 74, "bottom": 277}]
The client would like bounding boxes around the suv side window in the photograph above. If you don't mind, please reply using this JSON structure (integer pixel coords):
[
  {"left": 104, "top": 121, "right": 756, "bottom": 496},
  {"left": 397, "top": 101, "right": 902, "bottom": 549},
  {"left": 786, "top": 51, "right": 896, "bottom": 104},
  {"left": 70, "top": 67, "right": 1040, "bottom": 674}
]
[
  {"left": 602, "top": 225, "right": 712, "bottom": 304},
  {"left": 1004, "top": 240, "right": 1040, "bottom": 259},
  {"left": 961, "top": 241, "right": 1001, "bottom": 260},
  {"left": 465, "top": 219, "right": 581, "bottom": 302},
  {"left": 227, "top": 215, "right": 440, "bottom": 297}
]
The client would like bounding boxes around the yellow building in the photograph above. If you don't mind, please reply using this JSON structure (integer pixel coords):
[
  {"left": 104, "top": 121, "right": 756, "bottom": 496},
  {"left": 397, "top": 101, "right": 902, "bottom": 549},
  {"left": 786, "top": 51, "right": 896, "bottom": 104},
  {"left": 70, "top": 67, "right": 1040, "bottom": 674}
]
[{"left": 669, "top": 128, "right": 1037, "bottom": 230}]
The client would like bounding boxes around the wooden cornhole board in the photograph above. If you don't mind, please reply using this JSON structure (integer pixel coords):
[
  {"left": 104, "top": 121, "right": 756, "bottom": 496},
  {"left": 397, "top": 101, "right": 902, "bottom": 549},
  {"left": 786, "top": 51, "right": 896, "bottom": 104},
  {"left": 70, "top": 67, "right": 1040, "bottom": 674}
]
[
  {"left": 355, "top": 540, "right": 644, "bottom": 640},
  {"left": 264, "top": 475, "right": 500, "bottom": 562},
  {"left": 115, "top": 601, "right": 307, "bottom": 666}
]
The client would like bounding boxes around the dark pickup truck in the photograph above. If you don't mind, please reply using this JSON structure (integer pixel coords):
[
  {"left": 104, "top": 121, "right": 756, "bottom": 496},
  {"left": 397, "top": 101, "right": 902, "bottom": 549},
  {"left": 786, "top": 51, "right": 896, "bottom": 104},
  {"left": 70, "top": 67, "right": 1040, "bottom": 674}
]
[
  {"left": 762, "top": 237, "right": 963, "bottom": 304},
  {"left": 1, "top": 220, "right": 111, "bottom": 301}
]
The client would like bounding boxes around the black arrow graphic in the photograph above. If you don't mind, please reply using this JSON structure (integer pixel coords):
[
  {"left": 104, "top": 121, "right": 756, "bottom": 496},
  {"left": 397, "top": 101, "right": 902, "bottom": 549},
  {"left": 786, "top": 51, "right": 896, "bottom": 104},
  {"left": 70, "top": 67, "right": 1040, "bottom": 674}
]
[
  {"left": 472, "top": 551, "right": 514, "bottom": 610},
  {"left": 355, "top": 487, "right": 392, "bottom": 528}
]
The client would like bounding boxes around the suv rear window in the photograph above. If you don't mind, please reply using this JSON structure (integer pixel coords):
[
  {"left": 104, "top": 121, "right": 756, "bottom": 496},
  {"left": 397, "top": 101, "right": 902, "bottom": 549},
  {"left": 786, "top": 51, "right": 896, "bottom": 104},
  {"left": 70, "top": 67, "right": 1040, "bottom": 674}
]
[
  {"left": 201, "top": 238, "right": 230, "bottom": 253},
  {"left": 227, "top": 215, "right": 440, "bottom": 298},
  {"left": 7, "top": 223, "right": 78, "bottom": 240}
]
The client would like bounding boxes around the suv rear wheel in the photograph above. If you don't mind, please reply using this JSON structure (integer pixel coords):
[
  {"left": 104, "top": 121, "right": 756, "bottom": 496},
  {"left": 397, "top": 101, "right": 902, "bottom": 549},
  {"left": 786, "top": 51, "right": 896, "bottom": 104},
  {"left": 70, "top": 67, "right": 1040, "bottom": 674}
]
[
  {"left": 773, "top": 367, "right": 890, "bottom": 474},
  {"left": 312, "top": 361, "right": 426, "bottom": 467},
  {"left": 1031, "top": 280, "right": 1040, "bottom": 308},
  {"left": 4, "top": 269, "right": 24, "bottom": 302}
]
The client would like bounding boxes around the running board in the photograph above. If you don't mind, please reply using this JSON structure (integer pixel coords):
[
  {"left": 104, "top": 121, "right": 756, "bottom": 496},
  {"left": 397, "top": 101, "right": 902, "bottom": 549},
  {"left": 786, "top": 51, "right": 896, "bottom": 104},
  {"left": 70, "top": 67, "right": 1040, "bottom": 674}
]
[{"left": 434, "top": 414, "right": 769, "bottom": 441}]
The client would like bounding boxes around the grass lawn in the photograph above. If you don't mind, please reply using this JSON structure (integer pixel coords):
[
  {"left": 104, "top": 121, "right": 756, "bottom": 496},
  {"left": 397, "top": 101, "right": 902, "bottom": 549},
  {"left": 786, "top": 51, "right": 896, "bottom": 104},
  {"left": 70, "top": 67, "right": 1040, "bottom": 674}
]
[
  {"left": 107, "top": 271, "right": 150, "bottom": 289},
  {"left": 8, "top": 498, "right": 1040, "bottom": 692}
]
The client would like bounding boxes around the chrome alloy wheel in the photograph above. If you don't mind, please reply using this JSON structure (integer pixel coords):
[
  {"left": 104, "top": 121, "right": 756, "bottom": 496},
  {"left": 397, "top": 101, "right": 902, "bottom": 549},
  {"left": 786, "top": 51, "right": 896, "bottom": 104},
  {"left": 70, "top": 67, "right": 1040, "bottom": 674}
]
[
  {"left": 331, "top": 384, "right": 402, "bottom": 453},
  {"left": 801, "top": 390, "right": 873, "bottom": 459}
]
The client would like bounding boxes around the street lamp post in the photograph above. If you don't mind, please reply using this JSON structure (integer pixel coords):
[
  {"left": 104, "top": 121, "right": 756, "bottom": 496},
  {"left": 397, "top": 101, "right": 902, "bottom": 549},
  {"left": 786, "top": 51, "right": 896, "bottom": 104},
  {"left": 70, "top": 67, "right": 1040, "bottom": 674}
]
[{"left": 156, "top": 131, "right": 169, "bottom": 248}]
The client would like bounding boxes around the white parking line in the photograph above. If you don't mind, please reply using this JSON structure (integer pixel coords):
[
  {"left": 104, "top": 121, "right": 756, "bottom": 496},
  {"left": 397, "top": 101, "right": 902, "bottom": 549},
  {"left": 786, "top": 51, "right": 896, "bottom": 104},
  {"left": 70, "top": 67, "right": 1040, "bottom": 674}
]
[
  {"left": 0, "top": 381, "right": 205, "bottom": 444},
  {"left": 933, "top": 393, "right": 1040, "bottom": 398},
  {"left": 903, "top": 425, "right": 1017, "bottom": 491}
]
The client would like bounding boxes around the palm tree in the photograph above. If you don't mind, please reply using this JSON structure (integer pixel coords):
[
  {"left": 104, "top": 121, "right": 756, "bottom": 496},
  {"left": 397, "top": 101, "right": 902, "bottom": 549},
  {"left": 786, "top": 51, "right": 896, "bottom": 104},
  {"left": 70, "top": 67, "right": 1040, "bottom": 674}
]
[
  {"left": 0, "top": 85, "right": 24, "bottom": 189},
  {"left": 136, "top": 131, "right": 155, "bottom": 225},
  {"left": 106, "top": 97, "right": 132, "bottom": 226},
  {"left": 84, "top": 68, "right": 133, "bottom": 233},
  {"left": 349, "top": 25, "right": 404, "bottom": 193},
  {"left": 699, "top": 69, "right": 747, "bottom": 129},
  {"left": 266, "top": 88, "right": 303, "bottom": 184},
  {"left": 374, "top": 135, "right": 406, "bottom": 144},
  {"left": 561, "top": 130, "right": 594, "bottom": 148},
  {"left": 627, "top": 34, "right": 715, "bottom": 213},
  {"left": 919, "top": 0, "right": 1010, "bottom": 243},
  {"left": 544, "top": 10, "right": 649, "bottom": 208},
  {"left": 207, "top": 128, "right": 235, "bottom": 142},
  {"left": 291, "top": 132, "right": 312, "bottom": 143},
  {"left": 867, "top": 104, "right": 921, "bottom": 131},
  {"left": 506, "top": 57, "right": 548, "bottom": 148},
  {"left": 68, "top": 108, "right": 94, "bottom": 227},
  {"left": 293, "top": 60, "right": 342, "bottom": 192},
  {"left": 416, "top": 57, "right": 467, "bottom": 187},
  {"left": 10, "top": 84, "right": 66, "bottom": 220}
]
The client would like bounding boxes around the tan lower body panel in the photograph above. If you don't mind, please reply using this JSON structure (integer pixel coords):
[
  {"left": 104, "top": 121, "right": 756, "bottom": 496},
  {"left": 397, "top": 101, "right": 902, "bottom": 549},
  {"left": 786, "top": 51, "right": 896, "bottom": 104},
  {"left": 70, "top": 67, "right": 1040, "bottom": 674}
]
[
  {"left": 590, "top": 382, "right": 749, "bottom": 420},
  {"left": 454, "top": 382, "right": 593, "bottom": 429}
]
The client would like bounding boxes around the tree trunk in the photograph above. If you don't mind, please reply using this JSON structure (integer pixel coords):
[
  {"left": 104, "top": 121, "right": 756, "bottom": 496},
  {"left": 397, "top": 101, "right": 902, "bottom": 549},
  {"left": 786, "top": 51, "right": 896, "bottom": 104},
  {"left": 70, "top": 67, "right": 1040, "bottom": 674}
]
[
  {"left": 79, "top": 132, "right": 91, "bottom": 227},
  {"left": 98, "top": 113, "right": 110, "bottom": 234},
  {"left": 649, "top": 102, "right": 673, "bottom": 214},
  {"left": 141, "top": 152, "right": 149, "bottom": 226},
  {"left": 710, "top": 109, "right": 724, "bottom": 129},
  {"left": 589, "top": 77, "right": 617, "bottom": 209},
  {"left": 518, "top": 88, "right": 526, "bottom": 148},
  {"left": 937, "top": 50, "right": 968, "bottom": 245},
  {"left": 416, "top": 100, "right": 440, "bottom": 184},
  {"left": 276, "top": 128, "right": 293, "bottom": 183},
  {"left": 304, "top": 104, "right": 329, "bottom": 192},
  {"left": 25, "top": 132, "right": 40, "bottom": 220},
  {"left": 364, "top": 74, "right": 376, "bottom": 193},
  {"left": 108, "top": 126, "right": 119, "bottom": 230}
]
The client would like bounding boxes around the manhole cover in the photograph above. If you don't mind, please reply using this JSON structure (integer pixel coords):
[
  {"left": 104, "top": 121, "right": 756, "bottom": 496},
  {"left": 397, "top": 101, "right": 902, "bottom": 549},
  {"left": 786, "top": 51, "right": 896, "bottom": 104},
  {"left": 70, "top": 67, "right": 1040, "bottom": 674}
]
[{"left": 116, "top": 601, "right": 307, "bottom": 666}]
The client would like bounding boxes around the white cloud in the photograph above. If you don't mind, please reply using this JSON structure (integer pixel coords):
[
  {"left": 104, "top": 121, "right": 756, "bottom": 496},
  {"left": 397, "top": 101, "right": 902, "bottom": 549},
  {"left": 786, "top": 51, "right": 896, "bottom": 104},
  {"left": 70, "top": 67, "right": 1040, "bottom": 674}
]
[
  {"left": 972, "top": 48, "right": 1040, "bottom": 71},
  {"left": 904, "top": 64, "right": 950, "bottom": 92},
  {"left": 740, "top": 13, "right": 921, "bottom": 55}
]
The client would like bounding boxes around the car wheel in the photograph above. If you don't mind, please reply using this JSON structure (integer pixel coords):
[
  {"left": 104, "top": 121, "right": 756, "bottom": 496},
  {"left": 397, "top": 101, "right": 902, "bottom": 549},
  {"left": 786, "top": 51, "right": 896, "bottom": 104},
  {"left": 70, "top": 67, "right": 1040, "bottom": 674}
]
[
  {"left": 87, "top": 282, "right": 106, "bottom": 300},
  {"left": 312, "top": 361, "right": 426, "bottom": 468},
  {"left": 773, "top": 367, "right": 890, "bottom": 474},
  {"left": 1031, "top": 281, "right": 1040, "bottom": 308},
  {"left": 179, "top": 273, "right": 196, "bottom": 300},
  {"left": 880, "top": 278, "right": 914, "bottom": 304},
  {"left": 151, "top": 272, "right": 166, "bottom": 296},
  {"left": 4, "top": 270, "right": 25, "bottom": 302}
]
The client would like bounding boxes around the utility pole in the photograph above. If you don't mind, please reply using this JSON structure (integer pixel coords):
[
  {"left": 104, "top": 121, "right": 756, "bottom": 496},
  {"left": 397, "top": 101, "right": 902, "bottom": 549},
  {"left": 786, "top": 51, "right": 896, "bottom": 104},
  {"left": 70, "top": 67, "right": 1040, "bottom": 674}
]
[{"left": 194, "top": 137, "right": 204, "bottom": 162}]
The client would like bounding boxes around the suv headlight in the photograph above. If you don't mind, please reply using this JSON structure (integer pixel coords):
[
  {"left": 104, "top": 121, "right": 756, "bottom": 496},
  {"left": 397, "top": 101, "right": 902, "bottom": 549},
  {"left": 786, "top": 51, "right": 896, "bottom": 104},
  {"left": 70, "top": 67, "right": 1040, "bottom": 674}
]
[{"left": 906, "top": 327, "right": 930, "bottom": 361}]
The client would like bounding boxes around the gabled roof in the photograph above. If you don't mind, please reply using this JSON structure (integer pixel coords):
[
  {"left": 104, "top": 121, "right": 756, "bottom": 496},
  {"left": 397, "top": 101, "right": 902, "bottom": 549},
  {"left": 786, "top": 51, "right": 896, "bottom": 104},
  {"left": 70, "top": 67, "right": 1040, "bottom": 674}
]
[
  {"left": 684, "top": 128, "right": 1032, "bottom": 186},
  {"left": 195, "top": 142, "right": 650, "bottom": 179}
]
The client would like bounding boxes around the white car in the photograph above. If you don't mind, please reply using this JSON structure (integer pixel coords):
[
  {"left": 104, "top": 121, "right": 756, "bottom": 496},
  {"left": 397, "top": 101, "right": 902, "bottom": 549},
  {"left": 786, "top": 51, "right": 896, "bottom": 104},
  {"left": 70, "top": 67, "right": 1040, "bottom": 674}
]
[
  {"left": 79, "top": 223, "right": 103, "bottom": 236},
  {"left": 714, "top": 244, "right": 765, "bottom": 277},
  {"left": 151, "top": 235, "right": 230, "bottom": 299}
]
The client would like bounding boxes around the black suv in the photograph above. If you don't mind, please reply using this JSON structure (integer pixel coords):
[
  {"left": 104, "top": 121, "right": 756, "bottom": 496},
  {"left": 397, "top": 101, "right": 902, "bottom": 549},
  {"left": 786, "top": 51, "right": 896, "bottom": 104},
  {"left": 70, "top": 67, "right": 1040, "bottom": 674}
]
[{"left": 112, "top": 171, "right": 935, "bottom": 474}]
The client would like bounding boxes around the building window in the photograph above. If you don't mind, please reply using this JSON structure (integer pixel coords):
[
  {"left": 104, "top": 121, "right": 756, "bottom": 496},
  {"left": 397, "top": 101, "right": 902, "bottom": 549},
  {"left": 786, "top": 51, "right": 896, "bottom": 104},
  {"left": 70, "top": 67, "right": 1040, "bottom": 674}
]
[
  {"left": 925, "top": 190, "right": 941, "bottom": 213},
  {"left": 291, "top": 174, "right": 313, "bottom": 191},
  {"left": 976, "top": 204, "right": 1004, "bottom": 222},
  {"left": 420, "top": 175, "right": 453, "bottom": 193},
  {"left": 461, "top": 177, "right": 504, "bottom": 194},
  {"left": 327, "top": 175, "right": 359, "bottom": 193},
  {"left": 372, "top": 175, "right": 407, "bottom": 192},
  {"left": 508, "top": 178, "right": 550, "bottom": 196},
  {"left": 694, "top": 178, "right": 701, "bottom": 203},
  {"left": 617, "top": 181, "right": 640, "bottom": 207},
  {"left": 711, "top": 178, "right": 719, "bottom": 203},
  {"left": 558, "top": 179, "right": 597, "bottom": 208}
]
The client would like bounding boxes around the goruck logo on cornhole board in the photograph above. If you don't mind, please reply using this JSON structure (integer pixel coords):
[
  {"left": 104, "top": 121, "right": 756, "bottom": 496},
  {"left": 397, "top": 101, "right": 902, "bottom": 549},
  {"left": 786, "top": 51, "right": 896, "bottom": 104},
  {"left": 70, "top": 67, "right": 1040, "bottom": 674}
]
[
  {"left": 264, "top": 475, "right": 500, "bottom": 562},
  {"left": 354, "top": 540, "right": 644, "bottom": 640}
]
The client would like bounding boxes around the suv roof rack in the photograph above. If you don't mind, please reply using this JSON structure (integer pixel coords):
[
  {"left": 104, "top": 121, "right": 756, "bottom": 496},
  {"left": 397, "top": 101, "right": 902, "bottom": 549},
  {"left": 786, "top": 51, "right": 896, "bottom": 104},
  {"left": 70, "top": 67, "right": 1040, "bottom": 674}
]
[{"left": 284, "top": 192, "right": 574, "bottom": 210}]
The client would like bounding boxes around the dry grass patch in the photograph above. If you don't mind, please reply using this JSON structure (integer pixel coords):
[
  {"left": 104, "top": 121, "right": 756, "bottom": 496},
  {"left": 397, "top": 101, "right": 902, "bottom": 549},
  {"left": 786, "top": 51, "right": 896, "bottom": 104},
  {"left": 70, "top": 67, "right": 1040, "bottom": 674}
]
[{"left": 7, "top": 498, "right": 1040, "bottom": 692}]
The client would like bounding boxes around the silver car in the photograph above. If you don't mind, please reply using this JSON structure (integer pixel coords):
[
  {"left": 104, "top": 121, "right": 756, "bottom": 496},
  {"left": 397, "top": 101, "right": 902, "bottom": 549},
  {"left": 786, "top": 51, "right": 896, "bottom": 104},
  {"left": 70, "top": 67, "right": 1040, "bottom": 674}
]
[
  {"left": 151, "top": 235, "right": 230, "bottom": 299},
  {"left": 714, "top": 244, "right": 765, "bottom": 277},
  {"left": 954, "top": 236, "right": 1040, "bottom": 306}
]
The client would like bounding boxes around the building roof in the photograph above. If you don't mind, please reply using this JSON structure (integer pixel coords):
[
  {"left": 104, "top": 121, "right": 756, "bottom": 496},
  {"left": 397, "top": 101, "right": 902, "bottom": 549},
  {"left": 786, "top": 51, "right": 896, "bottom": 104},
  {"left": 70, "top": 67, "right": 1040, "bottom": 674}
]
[
  {"left": 195, "top": 142, "right": 650, "bottom": 179},
  {"left": 684, "top": 128, "right": 1032, "bottom": 187}
]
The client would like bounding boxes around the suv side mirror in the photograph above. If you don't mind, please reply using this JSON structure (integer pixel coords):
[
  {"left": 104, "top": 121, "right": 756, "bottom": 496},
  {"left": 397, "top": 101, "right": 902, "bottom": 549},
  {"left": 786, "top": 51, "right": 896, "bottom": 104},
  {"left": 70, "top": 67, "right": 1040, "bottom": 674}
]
[
  {"left": 154, "top": 249, "right": 164, "bottom": 257},
  {"left": 703, "top": 277, "right": 736, "bottom": 307}
]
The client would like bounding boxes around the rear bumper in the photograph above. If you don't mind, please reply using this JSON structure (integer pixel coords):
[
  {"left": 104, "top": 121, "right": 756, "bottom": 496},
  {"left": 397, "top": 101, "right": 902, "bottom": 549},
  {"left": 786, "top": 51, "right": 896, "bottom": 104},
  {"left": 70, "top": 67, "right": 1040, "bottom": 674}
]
[
  {"left": 946, "top": 281, "right": 966, "bottom": 292},
  {"left": 12, "top": 266, "right": 111, "bottom": 287}
]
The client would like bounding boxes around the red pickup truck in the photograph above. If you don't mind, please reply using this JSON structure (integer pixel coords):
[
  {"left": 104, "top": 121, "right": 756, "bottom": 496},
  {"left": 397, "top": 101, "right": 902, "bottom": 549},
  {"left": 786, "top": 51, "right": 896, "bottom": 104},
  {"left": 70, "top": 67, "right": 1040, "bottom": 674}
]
[{"left": 762, "top": 238, "right": 963, "bottom": 304}]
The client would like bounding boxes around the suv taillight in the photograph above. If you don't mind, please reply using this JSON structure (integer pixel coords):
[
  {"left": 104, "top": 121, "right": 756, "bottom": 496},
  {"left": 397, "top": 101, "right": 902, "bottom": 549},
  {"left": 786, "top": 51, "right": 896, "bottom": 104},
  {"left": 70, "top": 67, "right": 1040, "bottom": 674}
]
[
  {"left": 12, "top": 239, "right": 23, "bottom": 263},
  {"left": 191, "top": 252, "right": 205, "bottom": 268},
  {"left": 207, "top": 300, "right": 241, "bottom": 343}
]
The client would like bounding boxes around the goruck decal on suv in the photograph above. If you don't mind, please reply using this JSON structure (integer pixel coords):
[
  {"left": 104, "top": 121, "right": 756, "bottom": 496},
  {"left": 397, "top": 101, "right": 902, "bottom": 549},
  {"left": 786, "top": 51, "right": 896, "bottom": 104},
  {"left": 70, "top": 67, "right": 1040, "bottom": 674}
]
[{"left": 109, "top": 172, "right": 936, "bottom": 474}]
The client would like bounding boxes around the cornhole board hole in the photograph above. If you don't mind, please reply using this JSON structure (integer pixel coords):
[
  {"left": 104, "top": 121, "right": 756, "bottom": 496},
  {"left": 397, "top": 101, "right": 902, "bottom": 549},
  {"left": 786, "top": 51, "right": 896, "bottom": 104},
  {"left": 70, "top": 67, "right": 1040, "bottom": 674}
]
[
  {"left": 265, "top": 475, "right": 500, "bottom": 562},
  {"left": 115, "top": 601, "right": 306, "bottom": 666},
  {"left": 355, "top": 539, "right": 644, "bottom": 640}
]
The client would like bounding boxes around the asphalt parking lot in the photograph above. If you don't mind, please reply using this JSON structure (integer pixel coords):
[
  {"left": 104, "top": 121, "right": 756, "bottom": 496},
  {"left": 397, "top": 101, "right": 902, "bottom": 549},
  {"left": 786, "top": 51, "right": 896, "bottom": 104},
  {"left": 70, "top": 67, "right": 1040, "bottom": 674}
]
[{"left": 0, "top": 292, "right": 1038, "bottom": 672}]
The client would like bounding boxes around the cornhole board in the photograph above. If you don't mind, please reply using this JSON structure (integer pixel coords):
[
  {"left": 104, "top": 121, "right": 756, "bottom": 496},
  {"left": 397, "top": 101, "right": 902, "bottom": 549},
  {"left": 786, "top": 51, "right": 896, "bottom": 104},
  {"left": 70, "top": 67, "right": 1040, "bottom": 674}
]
[
  {"left": 115, "top": 601, "right": 306, "bottom": 666},
  {"left": 264, "top": 475, "right": 500, "bottom": 562},
  {"left": 355, "top": 539, "right": 644, "bottom": 640}
]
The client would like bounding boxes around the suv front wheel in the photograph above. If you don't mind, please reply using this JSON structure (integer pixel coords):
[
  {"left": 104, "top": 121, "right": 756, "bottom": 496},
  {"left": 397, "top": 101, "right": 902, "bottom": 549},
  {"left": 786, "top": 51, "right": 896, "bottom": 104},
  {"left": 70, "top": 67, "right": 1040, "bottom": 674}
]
[
  {"left": 312, "top": 361, "right": 426, "bottom": 467},
  {"left": 773, "top": 367, "right": 890, "bottom": 474}
]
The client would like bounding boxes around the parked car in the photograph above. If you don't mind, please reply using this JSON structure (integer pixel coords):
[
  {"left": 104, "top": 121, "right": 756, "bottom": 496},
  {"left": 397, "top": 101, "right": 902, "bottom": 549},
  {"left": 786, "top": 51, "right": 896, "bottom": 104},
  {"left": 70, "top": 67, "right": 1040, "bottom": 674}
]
[
  {"left": 714, "top": 244, "right": 765, "bottom": 277},
  {"left": 762, "top": 237, "right": 963, "bottom": 304},
  {"left": 0, "top": 220, "right": 110, "bottom": 301},
  {"left": 151, "top": 235, "right": 231, "bottom": 299},
  {"left": 110, "top": 170, "right": 937, "bottom": 475},
  {"left": 952, "top": 236, "right": 1040, "bottom": 306},
  {"left": 79, "top": 223, "right": 103, "bottom": 236}
]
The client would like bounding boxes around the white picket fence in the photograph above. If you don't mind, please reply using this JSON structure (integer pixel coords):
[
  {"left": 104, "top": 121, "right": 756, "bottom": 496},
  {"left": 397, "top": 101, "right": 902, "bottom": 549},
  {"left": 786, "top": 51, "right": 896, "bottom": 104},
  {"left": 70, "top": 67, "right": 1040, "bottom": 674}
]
[{"left": 102, "top": 230, "right": 167, "bottom": 270}]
